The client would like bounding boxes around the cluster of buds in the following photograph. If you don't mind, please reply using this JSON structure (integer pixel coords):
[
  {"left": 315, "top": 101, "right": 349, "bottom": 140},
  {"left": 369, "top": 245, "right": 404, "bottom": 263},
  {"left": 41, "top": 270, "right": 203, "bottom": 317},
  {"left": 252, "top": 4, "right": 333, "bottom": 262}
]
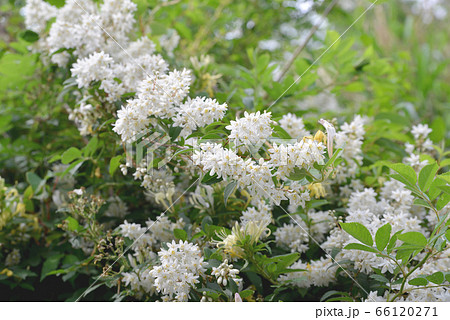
[
  {"left": 211, "top": 259, "right": 240, "bottom": 286},
  {"left": 67, "top": 188, "right": 105, "bottom": 221},
  {"left": 94, "top": 231, "right": 125, "bottom": 267}
]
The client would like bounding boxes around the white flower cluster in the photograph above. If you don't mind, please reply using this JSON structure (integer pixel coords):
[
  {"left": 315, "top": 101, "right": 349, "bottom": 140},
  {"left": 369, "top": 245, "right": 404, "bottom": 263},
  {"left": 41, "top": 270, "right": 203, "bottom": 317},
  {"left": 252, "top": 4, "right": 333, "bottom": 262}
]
[
  {"left": 240, "top": 203, "right": 273, "bottom": 229},
  {"left": 68, "top": 102, "right": 103, "bottom": 136},
  {"left": 172, "top": 97, "right": 228, "bottom": 138},
  {"left": 268, "top": 138, "right": 326, "bottom": 178},
  {"left": 404, "top": 123, "right": 434, "bottom": 171},
  {"left": 113, "top": 68, "right": 228, "bottom": 143},
  {"left": 104, "top": 195, "right": 128, "bottom": 219},
  {"left": 22, "top": 0, "right": 58, "bottom": 34},
  {"left": 119, "top": 215, "right": 185, "bottom": 260},
  {"left": 23, "top": 0, "right": 175, "bottom": 135},
  {"left": 274, "top": 210, "right": 334, "bottom": 253},
  {"left": 279, "top": 113, "right": 310, "bottom": 139},
  {"left": 226, "top": 111, "right": 275, "bottom": 146},
  {"left": 333, "top": 115, "right": 366, "bottom": 183},
  {"left": 211, "top": 259, "right": 241, "bottom": 287},
  {"left": 279, "top": 257, "right": 338, "bottom": 288},
  {"left": 322, "top": 184, "right": 425, "bottom": 275},
  {"left": 24, "top": 0, "right": 138, "bottom": 65},
  {"left": 122, "top": 256, "right": 157, "bottom": 298},
  {"left": 193, "top": 141, "right": 316, "bottom": 207},
  {"left": 149, "top": 240, "right": 206, "bottom": 301},
  {"left": 192, "top": 112, "right": 328, "bottom": 208}
]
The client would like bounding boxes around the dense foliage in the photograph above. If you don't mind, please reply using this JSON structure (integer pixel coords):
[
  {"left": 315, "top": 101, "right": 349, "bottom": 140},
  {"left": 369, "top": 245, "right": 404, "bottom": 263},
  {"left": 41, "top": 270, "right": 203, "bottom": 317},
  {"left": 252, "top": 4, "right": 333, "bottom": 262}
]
[{"left": 0, "top": 0, "right": 449, "bottom": 301}]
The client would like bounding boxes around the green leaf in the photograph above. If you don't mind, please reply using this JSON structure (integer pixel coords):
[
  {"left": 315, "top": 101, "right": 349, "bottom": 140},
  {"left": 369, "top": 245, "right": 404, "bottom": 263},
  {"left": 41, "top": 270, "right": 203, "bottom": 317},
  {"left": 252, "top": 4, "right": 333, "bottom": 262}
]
[
  {"left": 429, "top": 177, "right": 447, "bottom": 200},
  {"left": 429, "top": 117, "right": 445, "bottom": 142},
  {"left": 437, "top": 193, "right": 450, "bottom": 211},
  {"left": 272, "top": 125, "right": 292, "bottom": 139},
  {"left": 436, "top": 173, "right": 450, "bottom": 184},
  {"left": 109, "top": 155, "right": 122, "bottom": 176},
  {"left": 413, "top": 198, "right": 432, "bottom": 209},
  {"left": 41, "top": 254, "right": 64, "bottom": 281},
  {"left": 397, "top": 231, "right": 427, "bottom": 247},
  {"left": 344, "top": 243, "right": 378, "bottom": 253},
  {"left": 26, "top": 172, "right": 42, "bottom": 192},
  {"left": 408, "top": 277, "right": 428, "bottom": 286},
  {"left": 287, "top": 167, "right": 309, "bottom": 181},
  {"left": 223, "top": 181, "right": 237, "bottom": 206},
  {"left": 370, "top": 274, "right": 389, "bottom": 283},
  {"left": 238, "top": 289, "right": 254, "bottom": 299},
  {"left": 340, "top": 222, "right": 373, "bottom": 246},
  {"left": 61, "top": 147, "right": 82, "bottom": 164},
  {"left": 325, "top": 148, "right": 343, "bottom": 168},
  {"left": 20, "top": 30, "right": 39, "bottom": 43},
  {"left": 445, "top": 230, "right": 450, "bottom": 242},
  {"left": 385, "top": 232, "right": 403, "bottom": 253},
  {"left": 174, "top": 229, "right": 187, "bottom": 241},
  {"left": 390, "top": 174, "right": 415, "bottom": 188},
  {"left": 169, "top": 126, "right": 182, "bottom": 141},
  {"left": 437, "top": 185, "right": 450, "bottom": 195},
  {"left": 426, "top": 272, "right": 444, "bottom": 284},
  {"left": 418, "top": 162, "right": 439, "bottom": 192},
  {"left": 375, "top": 223, "right": 392, "bottom": 251},
  {"left": 387, "top": 163, "right": 417, "bottom": 186},
  {"left": 48, "top": 154, "right": 61, "bottom": 163},
  {"left": 83, "top": 136, "right": 98, "bottom": 157},
  {"left": 65, "top": 217, "right": 79, "bottom": 232}
]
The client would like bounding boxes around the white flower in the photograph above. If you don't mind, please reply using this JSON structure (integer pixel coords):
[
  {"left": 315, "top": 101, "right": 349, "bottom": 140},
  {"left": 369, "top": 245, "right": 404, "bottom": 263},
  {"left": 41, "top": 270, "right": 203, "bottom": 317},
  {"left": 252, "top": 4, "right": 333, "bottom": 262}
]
[
  {"left": 172, "top": 96, "right": 228, "bottom": 137},
  {"left": 226, "top": 111, "right": 275, "bottom": 146},
  {"left": 23, "top": 0, "right": 58, "bottom": 34},
  {"left": 279, "top": 113, "right": 309, "bottom": 139},
  {"left": 149, "top": 240, "right": 206, "bottom": 301},
  {"left": 411, "top": 123, "right": 432, "bottom": 140}
]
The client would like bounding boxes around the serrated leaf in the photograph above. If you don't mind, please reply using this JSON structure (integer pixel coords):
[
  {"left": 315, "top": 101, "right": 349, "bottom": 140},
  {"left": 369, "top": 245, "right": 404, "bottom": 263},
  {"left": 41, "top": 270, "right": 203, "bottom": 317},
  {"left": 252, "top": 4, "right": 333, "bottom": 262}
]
[
  {"left": 340, "top": 222, "right": 373, "bottom": 246},
  {"left": 387, "top": 163, "right": 417, "bottom": 186},
  {"left": 418, "top": 162, "right": 439, "bottom": 192},
  {"left": 223, "top": 181, "right": 237, "bottom": 206},
  {"left": 61, "top": 147, "right": 82, "bottom": 164},
  {"left": 375, "top": 223, "right": 392, "bottom": 251},
  {"left": 397, "top": 231, "right": 427, "bottom": 247}
]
